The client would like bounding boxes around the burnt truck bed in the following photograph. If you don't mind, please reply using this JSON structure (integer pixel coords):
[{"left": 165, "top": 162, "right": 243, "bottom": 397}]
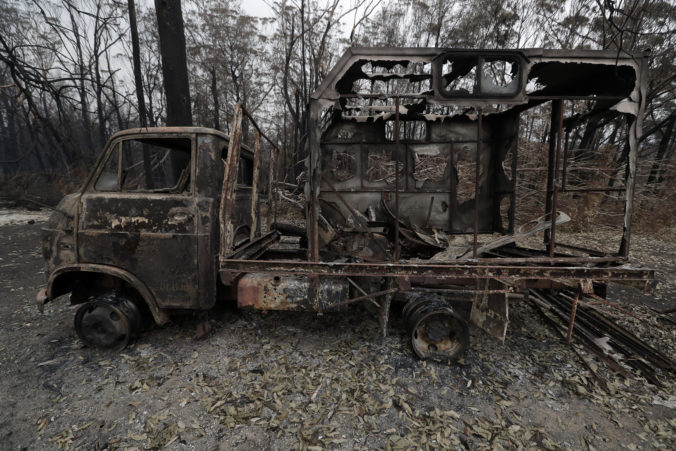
[{"left": 216, "top": 47, "right": 654, "bottom": 354}]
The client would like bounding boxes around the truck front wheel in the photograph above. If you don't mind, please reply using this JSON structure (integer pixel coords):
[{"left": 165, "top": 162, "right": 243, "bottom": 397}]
[{"left": 74, "top": 292, "right": 142, "bottom": 349}]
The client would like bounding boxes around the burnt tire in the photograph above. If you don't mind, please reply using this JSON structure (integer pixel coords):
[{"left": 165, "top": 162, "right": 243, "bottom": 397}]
[
  {"left": 403, "top": 293, "right": 469, "bottom": 363},
  {"left": 74, "top": 292, "right": 142, "bottom": 350}
]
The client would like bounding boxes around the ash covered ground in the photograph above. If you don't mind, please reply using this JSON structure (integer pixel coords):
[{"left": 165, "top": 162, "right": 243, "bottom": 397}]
[{"left": 0, "top": 210, "right": 674, "bottom": 450}]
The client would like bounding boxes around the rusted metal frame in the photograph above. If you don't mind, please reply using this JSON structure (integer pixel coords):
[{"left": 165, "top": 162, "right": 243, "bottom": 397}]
[
  {"left": 346, "top": 277, "right": 366, "bottom": 295},
  {"left": 572, "top": 303, "right": 675, "bottom": 371},
  {"left": 530, "top": 296, "right": 612, "bottom": 392},
  {"left": 482, "top": 244, "right": 550, "bottom": 258},
  {"left": 219, "top": 259, "right": 654, "bottom": 282},
  {"left": 424, "top": 195, "right": 434, "bottom": 228},
  {"left": 545, "top": 288, "right": 674, "bottom": 371},
  {"left": 473, "top": 111, "right": 482, "bottom": 258},
  {"left": 448, "top": 142, "right": 455, "bottom": 233},
  {"left": 327, "top": 287, "right": 399, "bottom": 310},
  {"left": 340, "top": 93, "right": 435, "bottom": 99},
  {"left": 582, "top": 292, "right": 648, "bottom": 325},
  {"left": 323, "top": 139, "right": 481, "bottom": 146},
  {"left": 543, "top": 100, "right": 561, "bottom": 246},
  {"left": 539, "top": 313, "right": 663, "bottom": 387},
  {"left": 224, "top": 230, "right": 279, "bottom": 260},
  {"left": 566, "top": 289, "right": 580, "bottom": 343},
  {"left": 250, "top": 132, "right": 261, "bottom": 241},
  {"left": 320, "top": 174, "right": 389, "bottom": 257},
  {"left": 508, "top": 124, "right": 518, "bottom": 233},
  {"left": 219, "top": 102, "right": 244, "bottom": 256},
  {"left": 478, "top": 244, "right": 619, "bottom": 262},
  {"left": 230, "top": 254, "right": 625, "bottom": 265},
  {"left": 549, "top": 100, "right": 564, "bottom": 258},
  {"left": 238, "top": 106, "right": 282, "bottom": 234},
  {"left": 268, "top": 137, "right": 277, "bottom": 229},
  {"left": 465, "top": 256, "right": 621, "bottom": 264},
  {"left": 551, "top": 242, "right": 607, "bottom": 257},
  {"left": 435, "top": 296, "right": 476, "bottom": 303},
  {"left": 273, "top": 146, "right": 279, "bottom": 227},
  {"left": 497, "top": 245, "right": 561, "bottom": 258},
  {"left": 411, "top": 287, "right": 514, "bottom": 295},
  {"left": 529, "top": 95, "right": 626, "bottom": 101},
  {"left": 359, "top": 142, "right": 366, "bottom": 190},
  {"left": 529, "top": 290, "right": 633, "bottom": 377},
  {"left": 394, "top": 97, "right": 401, "bottom": 261},
  {"left": 484, "top": 250, "right": 606, "bottom": 263},
  {"left": 560, "top": 187, "right": 626, "bottom": 193},
  {"left": 309, "top": 101, "right": 321, "bottom": 262},
  {"left": 405, "top": 142, "right": 411, "bottom": 191},
  {"left": 324, "top": 188, "right": 455, "bottom": 194},
  {"left": 240, "top": 105, "right": 282, "bottom": 155}
]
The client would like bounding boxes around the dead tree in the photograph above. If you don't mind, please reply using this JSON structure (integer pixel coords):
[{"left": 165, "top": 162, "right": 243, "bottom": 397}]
[{"left": 154, "top": 0, "right": 192, "bottom": 126}]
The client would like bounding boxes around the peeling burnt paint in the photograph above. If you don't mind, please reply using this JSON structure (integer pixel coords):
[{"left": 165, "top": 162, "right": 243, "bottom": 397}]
[{"left": 237, "top": 273, "right": 349, "bottom": 311}]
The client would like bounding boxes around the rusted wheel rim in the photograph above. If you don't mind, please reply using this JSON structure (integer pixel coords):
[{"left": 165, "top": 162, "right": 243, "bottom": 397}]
[
  {"left": 405, "top": 295, "right": 468, "bottom": 362},
  {"left": 74, "top": 300, "right": 131, "bottom": 349},
  {"left": 410, "top": 311, "right": 467, "bottom": 362}
]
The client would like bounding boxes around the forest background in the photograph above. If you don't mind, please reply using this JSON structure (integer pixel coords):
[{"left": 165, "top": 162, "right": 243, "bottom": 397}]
[{"left": 0, "top": 0, "right": 673, "bottom": 231}]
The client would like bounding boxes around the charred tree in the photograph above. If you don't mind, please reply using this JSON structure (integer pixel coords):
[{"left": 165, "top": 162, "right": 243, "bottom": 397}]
[
  {"left": 129, "top": 0, "right": 154, "bottom": 188},
  {"left": 154, "top": 0, "right": 192, "bottom": 126},
  {"left": 129, "top": 0, "right": 147, "bottom": 128}
]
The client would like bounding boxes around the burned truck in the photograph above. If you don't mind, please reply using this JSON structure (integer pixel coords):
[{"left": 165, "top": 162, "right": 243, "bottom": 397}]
[{"left": 38, "top": 48, "right": 655, "bottom": 362}]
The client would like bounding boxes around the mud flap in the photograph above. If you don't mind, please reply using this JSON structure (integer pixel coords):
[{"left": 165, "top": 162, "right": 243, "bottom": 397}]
[{"left": 470, "top": 279, "right": 509, "bottom": 341}]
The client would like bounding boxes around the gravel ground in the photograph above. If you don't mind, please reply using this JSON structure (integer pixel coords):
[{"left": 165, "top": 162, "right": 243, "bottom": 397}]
[{"left": 0, "top": 212, "right": 674, "bottom": 450}]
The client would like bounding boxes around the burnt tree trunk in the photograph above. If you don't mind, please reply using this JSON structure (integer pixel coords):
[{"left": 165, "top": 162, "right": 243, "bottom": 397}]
[
  {"left": 129, "top": 0, "right": 154, "bottom": 188},
  {"left": 210, "top": 66, "right": 220, "bottom": 130},
  {"left": 129, "top": 0, "right": 147, "bottom": 128},
  {"left": 66, "top": 6, "right": 95, "bottom": 160},
  {"left": 154, "top": 0, "right": 192, "bottom": 126}
]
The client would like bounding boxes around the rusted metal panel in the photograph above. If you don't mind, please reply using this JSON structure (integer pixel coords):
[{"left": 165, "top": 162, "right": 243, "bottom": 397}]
[
  {"left": 268, "top": 145, "right": 277, "bottom": 228},
  {"left": 219, "top": 103, "right": 244, "bottom": 255},
  {"left": 45, "top": 263, "right": 169, "bottom": 325},
  {"left": 78, "top": 197, "right": 198, "bottom": 309},
  {"left": 237, "top": 273, "right": 349, "bottom": 311},
  {"left": 470, "top": 279, "right": 509, "bottom": 341},
  {"left": 221, "top": 259, "right": 655, "bottom": 286},
  {"left": 196, "top": 197, "right": 218, "bottom": 309},
  {"left": 75, "top": 130, "right": 202, "bottom": 311},
  {"left": 250, "top": 132, "right": 261, "bottom": 241}
]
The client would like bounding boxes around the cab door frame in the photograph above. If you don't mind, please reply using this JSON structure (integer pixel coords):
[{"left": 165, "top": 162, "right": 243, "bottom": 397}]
[{"left": 77, "top": 132, "right": 201, "bottom": 310}]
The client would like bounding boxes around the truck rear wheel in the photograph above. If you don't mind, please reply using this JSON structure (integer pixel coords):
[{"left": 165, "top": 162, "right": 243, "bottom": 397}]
[
  {"left": 403, "top": 294, "right": 469, "bottom": 363},
  {"left": 74, "top": 292, "right": 142, "bottom": 349}
]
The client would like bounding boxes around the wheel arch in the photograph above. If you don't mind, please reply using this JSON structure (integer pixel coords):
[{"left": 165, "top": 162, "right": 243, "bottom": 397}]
[{"left": 47, "top": 264, "right": 170, "bottom": 325}]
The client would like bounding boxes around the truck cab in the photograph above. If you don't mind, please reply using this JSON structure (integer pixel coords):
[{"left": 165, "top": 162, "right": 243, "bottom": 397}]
[{"left": 39, "top": 127, "right": 258, "bottom": 347}]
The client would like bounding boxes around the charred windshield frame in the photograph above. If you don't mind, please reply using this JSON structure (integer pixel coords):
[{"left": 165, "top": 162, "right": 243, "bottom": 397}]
[{"left": 92, "top": 135, "right": 194, "bottom": 194}]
